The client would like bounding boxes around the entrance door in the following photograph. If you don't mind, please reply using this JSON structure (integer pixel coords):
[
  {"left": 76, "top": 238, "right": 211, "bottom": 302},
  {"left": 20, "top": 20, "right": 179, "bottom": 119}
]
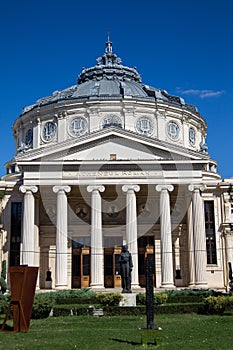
[
  {"left": 104, "top": 247, "right": 122, "bottom": 288},
  {"left": 138, "top": 236, "right": 155, "bottom": 287},
  {"left": 72, "top": 238, "right": 90, "bottom": 288}
]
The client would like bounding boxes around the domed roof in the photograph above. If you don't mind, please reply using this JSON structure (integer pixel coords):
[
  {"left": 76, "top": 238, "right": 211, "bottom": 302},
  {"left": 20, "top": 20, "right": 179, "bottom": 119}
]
[{"left": 22, "top": 40, "right": 198, "bottom": 115}]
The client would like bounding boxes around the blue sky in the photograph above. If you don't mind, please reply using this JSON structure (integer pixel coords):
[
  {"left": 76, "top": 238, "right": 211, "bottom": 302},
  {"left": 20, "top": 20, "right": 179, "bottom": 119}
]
[{"left": 0, "top": 0, "right": 232, "bottom": 178}]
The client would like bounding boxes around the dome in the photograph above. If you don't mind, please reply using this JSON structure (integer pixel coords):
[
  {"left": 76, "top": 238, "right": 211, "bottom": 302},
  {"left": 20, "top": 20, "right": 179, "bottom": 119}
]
[
  {"left": 22, "top": 40, "right": 198, "bottom": 115},
  {"left": 72, "top": 79, "right": 148, "bottom": 99}
]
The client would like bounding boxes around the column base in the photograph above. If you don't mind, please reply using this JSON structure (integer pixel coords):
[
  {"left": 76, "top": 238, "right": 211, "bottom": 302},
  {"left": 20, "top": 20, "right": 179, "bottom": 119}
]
[
  {"left": 90, "top": 284, "right": 105, "bottom": 290},
  {"left": 188, "top": 283, "right": 196, "bottom": 288},
  {"left": 160, "top": 283, "right": 175, "bottom": 289},
  {"left": 131, "top": 283, "right": 141, "bottom": 290},
  {"left": 55, "top": 284, "right": 68, "bottom": 289},
  {"left": 195, "top": 282, "right": 208, "bottom": 288}
]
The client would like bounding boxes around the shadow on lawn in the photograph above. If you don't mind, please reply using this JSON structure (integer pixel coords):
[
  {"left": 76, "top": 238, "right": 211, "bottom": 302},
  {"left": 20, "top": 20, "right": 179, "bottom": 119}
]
[
  {"left": 111, "top": 338, "right": 141, "bottom": 346},
  {"left": 0, "top": 323, "right": 14, "bottom": 332}
]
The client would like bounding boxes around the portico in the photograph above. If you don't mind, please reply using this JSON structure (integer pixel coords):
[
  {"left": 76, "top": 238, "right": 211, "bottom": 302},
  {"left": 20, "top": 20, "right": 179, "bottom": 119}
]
[{"left": 18, "top": 165, "right": 208, "bottom": 290}]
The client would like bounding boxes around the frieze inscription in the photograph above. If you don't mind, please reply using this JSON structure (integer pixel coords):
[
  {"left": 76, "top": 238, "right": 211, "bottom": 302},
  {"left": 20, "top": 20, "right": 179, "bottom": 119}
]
[{"left": 63, "top": 170, "right": 163, "bottom": 178}]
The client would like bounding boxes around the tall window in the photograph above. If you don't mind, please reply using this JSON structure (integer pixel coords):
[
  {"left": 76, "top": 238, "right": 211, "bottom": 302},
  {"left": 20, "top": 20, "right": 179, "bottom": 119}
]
[
  {"left": 10, "top": 202, "right": 22, "bottom": 266},
  {"left": 204, "top": 201, "right": 217, "bottom": 264}
]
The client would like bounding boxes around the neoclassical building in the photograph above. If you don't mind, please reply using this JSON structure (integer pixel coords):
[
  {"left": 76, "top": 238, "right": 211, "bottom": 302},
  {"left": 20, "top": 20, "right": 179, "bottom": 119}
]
[{"left": 1, "top": 40, "right": 233, "bottom": 291}]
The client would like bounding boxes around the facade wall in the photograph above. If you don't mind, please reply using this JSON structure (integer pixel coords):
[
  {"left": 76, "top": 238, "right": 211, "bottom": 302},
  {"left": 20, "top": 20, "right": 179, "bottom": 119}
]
[{"left": 1, "top": 181, "right": 230, "bottom": 291}]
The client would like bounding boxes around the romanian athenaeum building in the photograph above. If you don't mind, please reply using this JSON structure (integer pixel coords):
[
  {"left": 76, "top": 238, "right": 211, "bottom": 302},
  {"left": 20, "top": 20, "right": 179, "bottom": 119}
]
[{"left": 0, "top": 40, "right": 233, "bottom": 291}]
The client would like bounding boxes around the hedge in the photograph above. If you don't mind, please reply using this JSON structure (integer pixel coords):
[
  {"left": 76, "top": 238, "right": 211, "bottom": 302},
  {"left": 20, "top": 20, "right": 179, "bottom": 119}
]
[
  {"left": 10, "top": 289, "right": 233, "bottom": 320},
  {"left": 51, "top": 303, "right": 203, "bottom": 317},
  {"left": 52, "top": 306, "right": 91, "bottom": 317},
  {"left": 55, "top": 297, "right": 97, "bottom": 305},
  {"left": 54, "top": 293, "right": 122, "bottom": 306},
  {"left": 31, "top": 293, "right": 54, "bottom": 319}
]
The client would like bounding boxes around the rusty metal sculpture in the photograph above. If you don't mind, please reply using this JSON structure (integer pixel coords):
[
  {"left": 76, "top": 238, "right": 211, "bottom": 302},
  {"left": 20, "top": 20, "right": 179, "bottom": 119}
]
[{"left": 1, "top": 265, "right": 38, "bottom": 332}]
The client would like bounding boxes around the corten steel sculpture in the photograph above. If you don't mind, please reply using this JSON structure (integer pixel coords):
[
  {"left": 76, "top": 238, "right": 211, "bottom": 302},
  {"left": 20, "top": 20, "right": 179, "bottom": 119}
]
[
  {"left": 1, "top": 265, "right": 38, "bottom": 332},
  {"left": 119, "top": 245, "right": 133, "bottom": 293}
]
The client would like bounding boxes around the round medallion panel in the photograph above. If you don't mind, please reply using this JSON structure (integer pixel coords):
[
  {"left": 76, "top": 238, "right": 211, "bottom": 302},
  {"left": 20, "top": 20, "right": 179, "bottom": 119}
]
[
  {"left": 25, "top": 128, "right": 33, "bottom": 146},
  {"left": 42, "top": 121, "right": 57, "bottom": 142},
  {"left": 69, "top": 117, "right": 88, "bottom": 136},
  {"left": 189, "top": 127, "right": 196, "bottom": 145},
  {"left": 136, "top": 117, "right": 153, "bottom": 136},
  {"left": 167, "top": 121, "right": 180, "bottom": 140}
]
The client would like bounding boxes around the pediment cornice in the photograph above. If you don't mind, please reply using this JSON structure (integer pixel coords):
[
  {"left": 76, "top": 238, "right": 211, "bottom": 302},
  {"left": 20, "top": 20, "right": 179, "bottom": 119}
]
[{"left": 15, "top": 126, "right": 210, "bottom": 163}]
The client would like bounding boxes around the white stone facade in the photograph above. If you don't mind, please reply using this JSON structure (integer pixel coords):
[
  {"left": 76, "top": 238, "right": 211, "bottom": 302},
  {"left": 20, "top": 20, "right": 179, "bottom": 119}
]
[{"left": 0, "top": 41, "right": 232, "bottom": 292}]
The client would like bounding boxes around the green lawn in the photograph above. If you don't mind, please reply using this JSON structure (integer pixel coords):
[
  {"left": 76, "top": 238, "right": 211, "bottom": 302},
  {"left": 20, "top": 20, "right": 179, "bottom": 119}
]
[{"left": 0, "top": 314, "right": 233, "bottom": 349}]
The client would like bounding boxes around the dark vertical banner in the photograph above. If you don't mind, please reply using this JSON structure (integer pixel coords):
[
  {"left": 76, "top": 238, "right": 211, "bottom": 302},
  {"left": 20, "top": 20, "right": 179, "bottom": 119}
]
[
  {"left": 10, "top": 202, "right": 22, "bottom": 266},
  {"left": 146, "top": 256, "right": 154, "bottom": 330}
]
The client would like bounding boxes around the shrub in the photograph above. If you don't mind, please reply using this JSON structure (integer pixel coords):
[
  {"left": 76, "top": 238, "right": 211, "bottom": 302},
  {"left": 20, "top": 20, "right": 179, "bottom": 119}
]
[
  {"left": 155, "top": 293, "right": 168, "bottom": 305},
  {"left": 136, "top": 293, "right": 168, "bottom": 305},
  {"left": 55, "top": 297, "right": 97, "bottom": 305},
  {"left": 96, "top": 293, "right": 123, "bottom": 306},
  {"left": 0, "top": 277, "right": 7, "bottom": 294},
  {"left": 0, "top": 260, "right": 7, "bottom": 294},
  {"left": 203, "top": 296, "right": 227, "bottom": 315},
  {"left": 31, "top": 293, "right": 54, "bottom": 319},
  {"left": 53, "top": 288, "right": 96, "bottom": 301},
  {"left": 0, "top": 293, "right": 9, "bottom": 314},
  {"left": 52, "top": 288, "right": 97, "bottom": 305},
  {"left": 136, "top": 293, "right": 146, "bottom": 305},
  {"left": 1, "top": 260, "right": 6, "bottom": 280},
  {"left": 224, "top": 295, "right": 233, "bottom": 311},
  {"left": 168, "top": 288, "right": 223, "bottom": 297},
  {"left": 166, "top": 289, "right": 225, "bottom": 303}
]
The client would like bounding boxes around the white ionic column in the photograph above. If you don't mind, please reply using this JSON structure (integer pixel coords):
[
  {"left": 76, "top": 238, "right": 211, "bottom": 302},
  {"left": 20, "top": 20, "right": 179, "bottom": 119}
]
[
  {"left": 223, "top": 229, "right": 233, "bottom": 285},
  {"left": 156, "top": 185, "right": 174, "bottom": 288},
  {"left": 87, "top": 185, "right": 105, "bottom": 289},
  {"left": 225, "top": 232, "right": 233, "bottom": 267},
  {"left": 186, "top": 202, "right": 196, "bottom": 287},
  {"left": 122, "top": 184, "right": 140, "bottom": 288},
  {"left": 53, "top": 185, "right": 71, "bottom": 288},
  {"left": 19, "top": 185, "right": 38, "bottom": 266},
  {"left": 188, "top": 184, "right": 207, "bottom": 287}
]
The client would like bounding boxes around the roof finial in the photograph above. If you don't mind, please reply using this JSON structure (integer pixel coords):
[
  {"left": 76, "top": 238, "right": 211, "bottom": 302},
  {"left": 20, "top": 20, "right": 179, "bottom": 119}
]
[{"left": 106, "top": 33, "right": 112, "bottom": 53}]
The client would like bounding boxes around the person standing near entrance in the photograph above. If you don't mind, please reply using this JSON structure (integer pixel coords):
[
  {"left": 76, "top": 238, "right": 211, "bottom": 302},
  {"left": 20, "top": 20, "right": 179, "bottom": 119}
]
[{"left": 119, "top": 245, "right": 133, "bottom": 293}]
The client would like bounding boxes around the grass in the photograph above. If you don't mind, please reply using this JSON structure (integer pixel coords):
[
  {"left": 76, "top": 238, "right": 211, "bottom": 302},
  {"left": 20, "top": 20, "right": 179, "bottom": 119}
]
[{"left": 0, "top": 313, "right": 233, "bottom": 349}]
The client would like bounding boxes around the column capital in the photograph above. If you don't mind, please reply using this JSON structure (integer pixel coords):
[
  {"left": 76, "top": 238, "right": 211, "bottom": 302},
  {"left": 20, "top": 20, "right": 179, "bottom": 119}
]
[
  {"left": 155, "top": 184, "right": 174, "bottom": 193},
  {"left": 222, "top": 224, "right": 233, "bottom": 236},
  {"left": 87, "top": 185, "right": 105, "bottom": 193},
  {"left": 122, "top": 184, "right": 140, "bottom": 193},
  {"left": 53, "top": 185, "right": 71, "bottom": 194},
  {"left": 188, "top": 184, "right": 206, "bottom": 193},
  {"left": 224, "top": 230, "right": 233, "bottom": 237},
  {"left": 19, "top": 185, "right": 38, "bottom": 194}
]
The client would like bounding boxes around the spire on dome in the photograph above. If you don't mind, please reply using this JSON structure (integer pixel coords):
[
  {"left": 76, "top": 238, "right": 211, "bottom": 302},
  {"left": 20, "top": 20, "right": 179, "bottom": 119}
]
[
  {"left": 77, "top": 39, "right": 142, "bottom": 84},
  {"left": 96, "top": 39, "right": 122, "bottom": 66},
  {"left": 105, "top": 33, "right": 113, "bottom": 53}
]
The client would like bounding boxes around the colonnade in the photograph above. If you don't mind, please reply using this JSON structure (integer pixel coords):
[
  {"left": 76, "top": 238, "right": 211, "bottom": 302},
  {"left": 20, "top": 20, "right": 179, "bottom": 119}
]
[{"left": 19, "top": 183, "right": 208, "bottom": 289}]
